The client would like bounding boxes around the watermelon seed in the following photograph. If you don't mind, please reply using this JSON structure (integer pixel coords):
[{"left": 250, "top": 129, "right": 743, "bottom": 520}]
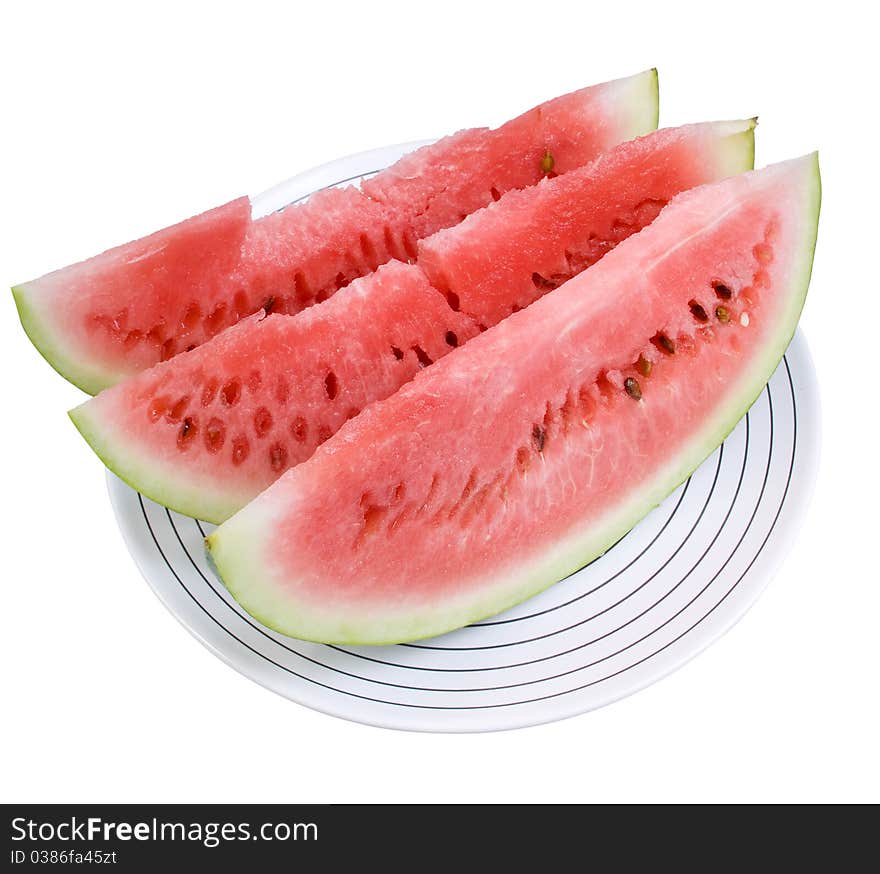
[
  {"left": 177, "top": 417, "right": 198, "bottom": 448},
  {"left": 636, "top": 354, "right": 652, "bottom": 377},
  {"left": 444, "top": 289, "right": 461, "bottom": 312},
  {"left": 532, "top": 424, "right": 546, "bottom": 453},
  {"left": 231, "top": 435, "right": 250, "bottom": 466},
  {"left": 290, "top": 415, "right": 308, "bottom": 443},
  {"left": 712, "top": 282, "right": 733, "bottom": 299},
  {"left": 490, "top": 186, "right": 502, "bottom": 202},
  {"left": 740, "top": 312, "right": 750, "bottom": 327},
  {"left": 532, "top": 272, "right": 557, "bottom": 291},
  {"left": 391, "top": 346, "right": 404, "bottom": 360},
  {"left": 624, "top": 378, "right": 642, "bottom": 401},
  {"left": 688, "top": 300, "right": 709, "bottom": 322},
  {"left": 263, "top": 296, "right": 276, "bottom": 314},
  {"left": 324, "top": 371, "right": 338, "bottom": 400},
  {"left": 413, "top": 346, "right": 433, "bottom": 368},
  {"left": 253, "top": 407, "right": 273, "bottom": 438},
  {"left": 515, "top": 446, "right": 532, "bottom": 474},
  {"left": 652, "top": 333, "right": 676, "bottom": 355},
  {"left": 269, "top": 442, "right": 288, "bottom": 473},
  {"left": 204, "top": 418, "right": 225, "bottom": 453},
  {"left": 715, "top": 306, "right": 730, "bottom": 323},
  {"left": 541, "top": 150, "right": 555, "bottom": 174},
  {"left": 221, "top": 379, "right": 241, "bottom": 407},
  {"left": 445, "top": 330, "right": 459, "bottom": 347}
]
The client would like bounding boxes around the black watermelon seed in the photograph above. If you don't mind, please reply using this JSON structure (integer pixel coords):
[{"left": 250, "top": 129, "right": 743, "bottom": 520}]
[
  {"left": 624, "top": 378, "right": 642, "bottom": 401},
  {"left": 689, "top": 300, "right": 709, "bottom": 322},
  {"left": 532, "top": 424, "right": 546, "bottom": 452}
]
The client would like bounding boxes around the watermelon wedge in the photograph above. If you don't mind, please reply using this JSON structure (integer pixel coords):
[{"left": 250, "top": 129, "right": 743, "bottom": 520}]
[
  {"left": 206, "top": 155, "right": 821, "bottom": 645},
  {"left": 13, "top": 70, "right": 659, "bottom": 395},
  {"left": 72, "top": 262, "right": 479, "bottom": 522},
  {"left": 70, "top": 120, "right": 754, "bottom": 524}
]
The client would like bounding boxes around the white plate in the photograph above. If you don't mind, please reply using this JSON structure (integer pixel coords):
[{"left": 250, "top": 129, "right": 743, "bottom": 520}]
[{"left": 107, "top": 144, "right": 821, "bottom": 733}]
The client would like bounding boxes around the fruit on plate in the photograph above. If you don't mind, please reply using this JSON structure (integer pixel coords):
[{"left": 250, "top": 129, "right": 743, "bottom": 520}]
[
  {"left": 70, "top": 120, "right": 754, "bottom": 523},
  {"left": 72, "top": 262, "right": 478, "bottom": 523},
  {"left": 206, "top": 155, "right": 821, "bottom": 644},
  {"left": 13, "top": 70, "right": 659, "bottom": 394},
  {"left": 419, "top": 119, "right": 755, "bottom": 328}
]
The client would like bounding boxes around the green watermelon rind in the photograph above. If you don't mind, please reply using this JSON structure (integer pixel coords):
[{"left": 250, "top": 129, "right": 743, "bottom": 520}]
[
  {"left": 205, "top": 155, "right": 820, "bottom": 646},
  {"left": 624, "top": 68, "right": 659, "bottom": 138},
  {"left": 12, "top": 283, "right": 121, "bottom": 396},
  {"left": 68, "top": 399, "right": 249, "bottom": 525}
]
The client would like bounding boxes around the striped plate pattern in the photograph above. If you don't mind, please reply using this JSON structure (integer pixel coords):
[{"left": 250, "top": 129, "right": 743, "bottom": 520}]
[{"left": 107, "top": 145, "right": 821, "bottom": 732}]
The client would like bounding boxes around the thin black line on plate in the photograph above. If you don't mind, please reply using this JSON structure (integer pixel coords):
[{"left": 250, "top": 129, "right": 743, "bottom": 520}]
[{"left": 470, "top": 476, "right": 692, "bottom": 626}]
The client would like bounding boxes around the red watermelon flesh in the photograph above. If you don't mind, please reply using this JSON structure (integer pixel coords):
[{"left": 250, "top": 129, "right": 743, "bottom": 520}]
[
  {"left": 13, "top": 198, "right": 252, "bottom": 393},
  {"left": 206, "top": 155, "right": 820, "bottom": 644},
  {"left": 14, "top": 70, "right": 658, "bottom": 395},
  {"left": 70, "top": 261, "right": 478, "bottom": 523},
  {"left": 419, "top": 119, "right": 756, "bottom": 328},
  {"left": 69, "top": 119, "right": 752, "bottom": 525}
]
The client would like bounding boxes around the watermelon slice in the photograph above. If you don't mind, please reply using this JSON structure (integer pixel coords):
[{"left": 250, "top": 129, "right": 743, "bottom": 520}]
[
  {"left": 13, "top": 70, "right": 659, "bottom": 395},
  {"left": 70, "top": 120, "right": 754, "bottom": 524},
  {"left": 206, "top": 155, "right": 821, "bottom": 645},
  {"left": 72, "top": 262, "right": 479, "bottom": 522},
  {"left": 418, "top": 119, "right": 755, "bottom": 327}
]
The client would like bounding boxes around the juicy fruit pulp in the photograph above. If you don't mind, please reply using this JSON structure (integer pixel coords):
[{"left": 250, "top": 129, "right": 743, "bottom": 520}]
[
  {"left": 13, "top": 70, "right": 659, "bottom": 394},
  {"left": 419, "top": 119, "right": 756, "bottom": 329},
  {"left": 207, "top": 155, "right": 820, "bottom": 645},
  {"left": 70, "top": 262, "right": 477, "bottom": 523},
  {"left": 70, "top": 120, "right": 754, "bottom": 524}
]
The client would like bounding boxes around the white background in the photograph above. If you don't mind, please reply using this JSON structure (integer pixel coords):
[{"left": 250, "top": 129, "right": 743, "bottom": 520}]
[{"left": 1, "top": 0, "right": 876, "bottom": 803}]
